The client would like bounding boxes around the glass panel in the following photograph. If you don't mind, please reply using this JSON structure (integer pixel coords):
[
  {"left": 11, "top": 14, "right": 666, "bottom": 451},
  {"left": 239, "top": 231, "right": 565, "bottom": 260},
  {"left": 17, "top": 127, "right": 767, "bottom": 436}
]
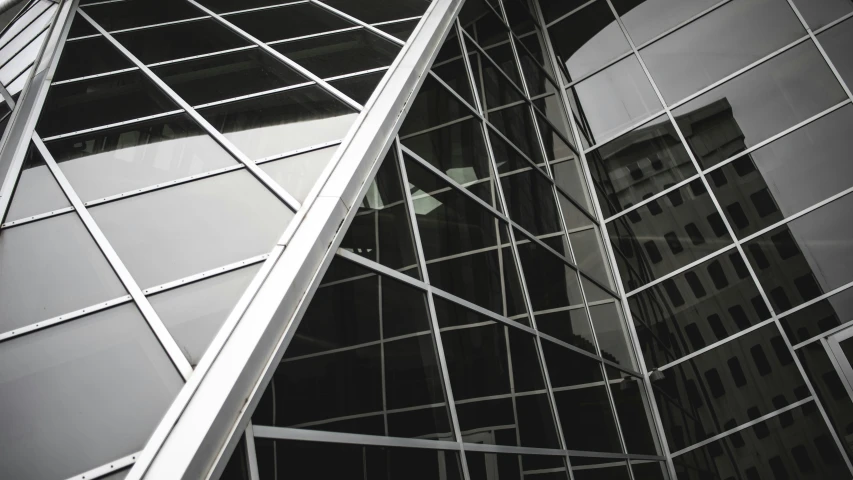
[
  {"left": 253, "top": 257, "right": 452, "bottom": 439},
  {"left": 255, "top": 439, "right": 464, "bottom": 480},
  {"left": 571, "top": 458, "right": 631, "bottom": 480},
  {"left": 68, "top": 15, "right": 97, "bottom": 38},
  {"left": 149, "top": 263, "right": 261, "bottom": 367},
  {"left": 782, "top": 287, "right": 853, "bottom": 344},
  {"left": 431, "top": 31, "right": 476, "bottom": 106},
  {"left": 710, "top": 105, "right": 853, "bottom": 239},
  {"left": 47, "top": 113, "right": 237, "bottom": 202},
  {"left": 459, "top": 0, "right": 509, "bottom": 49},
  {"left": 630, "top": 461, "right": 669, "bottom": 480},
  {"left": 629, "top": 253, "right": 770, "bottom": 369},
  {"left": 82, "top": 0, "right": 203, "bottom": 31},
  {"left": 0, "top": 304, "right": 183, "bottom": 480},
  {"left": 539, "top": 0, "right": 590, "bottom": 24},
  {"left": 612, "top": 0, "right": 721, "bottom": 46},
  {"left": 673, "top": 402, "right": 849, "bottom": 480},
  {"left": 673, "top": 41, "right": 847, "bottom": 169},
  {"left": 466, "top": 451, "right": 570, "bottom": 480},
  {"left": 259, "top": 144, "right": 337, "bottom": 203},
  {"left": 197, "top": 0, "right": 302, "bottom": 14},
  {"left": 547, "top": 0, "right": 631, "bottom": 82},
  {"left": 640, "top": 0, "right": 805, "bottom": 104},
  {"left": 399, "top": 74, "right": 473, "bottom": 137},
  {"left": 114, "top": 18, "right": 250, "bottom": 65},
  {"left": 792, "top": 0, "right": 853, "bottom": 30},
  {"left": 0, "top": 29, "right": 46, "bottom": 87},
  {"left": 590, "top": 302, "right": 636, "bottom": 371},
  {"left": 516, "top": 232, "right": 584, "bottom": 311},
  {"left": 742, "top": 193, "right": 853, "bottom": 313},
  {"left": 611, "top": 375, "right": 659, "bottom": 454},
  {"left": 90, "top": 170, "right": 293, "bottom": 288},
  {"left": 798, "top": 342, "right": 853, "bottom": 461},
  {"left": 328, "top": 70, "right": 386, "bottom": 105},
  {"left": 405, "top": 156, "right": 528, "bottom": 319},
  {"left": 608, "top": 180, "right": 732, "bottom": 290},
  {"left": 228, "top": 3, "right": 352, "bottom": 43},
  {"left": 572, "top": 55, "right": 662, "bottom": 144},
  {"left": 468, "top": 43, "right": 525, "bottom": 112},
  {"left": 0, "top": 5, "right": 53, "bottom": 67},
  {"left": 0, "top": 2, "right": 50, "bottom": 47},
  {"left": 377, "top": 18, "right": 419, "bottom": 42},
  {"left": 319, "top": 0, "right": 431, "bottom": 24},
  {"left": 501, "top": 169, "right": 562, "bottom": 236},
  {"left": 37, "top": 71, "right": 177, "bottom": 138},
  {"left": 273, "top": 29, "right": 401, "bottom": 79},
  {"left": 6, "top": 142, "right": 70, "bottom": 222},
  {"left": 489, "top": 105, "right": 545, "bottom": 166},
  {"left": 339, "top": 148, "right": 421, "bottom": 278},
  {"left": 819, "top": 17, "right": 853, "bottom": 87},
  {"left": 152, "top": 48, "right": 307, "bottom": 107},
  {"left": 587, "top": 115, "right": 696, "bottom": 218},
  {"left": 650, "top": 323, "right": 805, "bottom": 452},
  {"left": 52, "top": 34, "right": 132, "bottom": 82},
  {"left": 570, "top": 228, "right": 614, "bottom": 288},
  {"left": 200, "top": 85, "right": 358, "bottom": 160},
  {"left": 435, "top": 296, "right": 561, "bottom": 449},
  {"left": 0, "top": 213, "right": 126, "bottom": 332}
]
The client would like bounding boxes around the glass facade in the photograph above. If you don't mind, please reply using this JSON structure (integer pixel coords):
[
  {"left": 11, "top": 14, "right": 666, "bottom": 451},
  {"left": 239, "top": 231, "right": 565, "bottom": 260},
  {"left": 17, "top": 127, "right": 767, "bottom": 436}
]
[{"left": 0, "top": 0, "right": 852, "bottom": 479}]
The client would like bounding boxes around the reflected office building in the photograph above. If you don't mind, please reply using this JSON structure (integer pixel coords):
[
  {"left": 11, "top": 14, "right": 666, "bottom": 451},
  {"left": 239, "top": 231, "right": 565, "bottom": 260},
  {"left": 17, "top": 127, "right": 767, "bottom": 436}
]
[{"left": 0, "top": 0, "right": 852, "bottom": 479}]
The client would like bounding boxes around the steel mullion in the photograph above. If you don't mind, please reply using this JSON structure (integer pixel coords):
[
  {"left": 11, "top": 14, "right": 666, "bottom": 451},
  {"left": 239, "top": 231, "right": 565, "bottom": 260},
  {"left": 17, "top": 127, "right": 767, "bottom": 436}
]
[
  {"left": 254, "top": 424, "right": 462, "bottom": 452},
  {"left": 51, "top": 66, "right": 139, "bottom": 85},
  {"left": 104, "top": 15, "right": 210, "bottom": 35},
  {"left": 218, "top": 0, "right": 308, "bottom": 17},
  {"left": 0, "top": 293, "right": 133, "bottom": 343},
  {"left": 1, "top": 205, "right": 75, "bottom": 228},
  {"left": 78, "top": 8, "right": 304, "bottom": 212},
  {"left": 543, "top": 0, "right": 596, "bottom": 29},
  {"left": 580, "top": 108, "right": 667, "bottom": 154},
  {"left": 308, "top": 0, "right": 405, "bottom": 47},
  {"left": 64, "top": 451, "right": 141, "bottom": 480},
  {"left": 41, "top": 109, "right": 184, "bottom": 142},
  {"left": 244, "top": 423, "right": 260, "bottom": 480},
  {"left": 192, "top": 81, "right": 315, "bottom": 109},
  {"left": 814, "top": 10, "right": 853, "bottom": 35}
]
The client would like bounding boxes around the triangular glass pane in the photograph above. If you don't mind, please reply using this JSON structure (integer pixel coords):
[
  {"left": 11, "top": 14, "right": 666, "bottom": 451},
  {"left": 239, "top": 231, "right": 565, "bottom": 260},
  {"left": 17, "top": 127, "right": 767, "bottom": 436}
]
[
  {"left": 465, "top": 37, "right": 525, "bottom": 111},
  {"left": 258, "top": 144, "right": 338, "bottom": 204},
  {"left": 328, "top": 69, "right": 387, "bottom": 105},
  {"left": 431, "top": 28, "right": 476, "bottom": 106},
  {"left": 252, "top": 256, "right": 454, "bottom": 441},
  {"left": 399, "top": 74, "right": 475, "bottom": 137},
  {"left": 149, "top": 263, "right": 262, "bottom": 367},
  {"left": 6, "top": 142, "right": 70, "bottom": 223},
  {"left": 340, "top": 147, "right": 421, "bottom": 279}
]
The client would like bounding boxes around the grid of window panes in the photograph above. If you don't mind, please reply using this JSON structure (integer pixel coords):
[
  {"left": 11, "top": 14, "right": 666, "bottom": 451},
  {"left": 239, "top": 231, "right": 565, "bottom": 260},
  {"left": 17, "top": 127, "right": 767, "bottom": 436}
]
[
  {"left": 221, "top": 1, "right": 671, "bottom": 479},
  {"left": 539, "top": 0, "right": 853, "bottom": 478},
  {"left": 0, "top": 1, "right": 432, "bottom": 479}
]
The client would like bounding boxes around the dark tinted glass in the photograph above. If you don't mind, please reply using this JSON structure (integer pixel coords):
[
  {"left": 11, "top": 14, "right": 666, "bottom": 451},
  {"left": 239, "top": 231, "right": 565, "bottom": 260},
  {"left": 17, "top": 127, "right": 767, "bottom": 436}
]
[
  {"left": 328, "top": 69, "right": 386, "bottom": 104},
  {"left": 399, "top": 74, "right": 474, "bottom": 137},
  {"left": 608, "top": 181, "right": 732, "bottom": 290},
  {"left": 467, "top": 452, "right": 569, "bottom": 480},
  {"left": 200, "top": 85, "right": 358, "bottom": 160},
  {"left": 274, "top": 29, "right": 400, "bottom": 79},
  {"left": 710, "top": 105, "right": 853, "bottom": 238},
  {"left": 782, "top": 287, "right": 853, "bottom": 344},
  {"left": 650, "top": 324, "right": 803, "bottom": 452},
  {"left": 378, "top": 18, "right": 419, "bottom": 42},
  {"left": 612, "top": 0, "right": 720, "bottom": 46},
  {"left": 640, "top": 0, "right": 805, "bottom": 104},
  {"left": 547, "top": 0, "right": 630, "bottom": 82},
  {"left": 501, "top": 170, "right": 563, "bottom": 236},
  {"left": 571, "top": 458, "right": 631, "bottom": 480},
  {"left": 673, "top": 41, "right": 847, "bottom": 169},
  {"left": 197, "top": 0, "right": 301, "bottom": 14},
  {"left": 819, "top": 17, "right": 853, "bottom": 87},
  {"left": 516, "top": 233, "right": 584, "bottom": 312},
  {"left": 47, "top": 113, "right": 237, "bottom": 202},
  {"left": 488, "top": 104, "right": 546, "bottom": 166},
  {"left": 591, "top": 303, "right": 637, "bottom": 371},
  {"left": 152, "top": 48, "right": 307, "bottom": 106},
  {"left": 792, "top": 0, "right": 853, "bottom": 29},
  {"left": 38, "top": 71, "right": 176, "bottom": 138},
  {"left": 320, "top": 0, "right": 431, "bottom": 23},
  {"left": 743, "top": 194, "right": 853, "bottom": 313},
  {"left": 114, "top": 19, "right": 250, "bottom": 64},
  {"left": 255, "top": 439, "right": 464, "bottom": 480},
  {"left": 611, "top": 375, "right": 659, "bottom": 454},
  {"left": 220, "top": 437, "right": 250, "bottom": 480},
  {"left": 82, "top": 0, "right": 203, "bottom": 31},
  {"left": 431, "top": 31, "right": 476, "bottom": 105},
  {"left": 228, "top": 3, "right": 352, "bottom": 42},
  {"left": 436, "top": 296, "right": 561, "bottom": 449},
  {"left": 53, "top": 34, "right": 132, "bottom": 81},
  {"left": 588, "top": 115, "right": 696, "bottom": 218},
  {"left": 68, "top": 16, "right": 97, "bottom": 38},
  {"left": 0, "top": 304, "right": 183, "bottom": 480},
  {"left": 6, "top": 143, "right": 70, "bottom": 222},
  {"left": 539, "top": 0, "right": 590, "bottom": 24}
]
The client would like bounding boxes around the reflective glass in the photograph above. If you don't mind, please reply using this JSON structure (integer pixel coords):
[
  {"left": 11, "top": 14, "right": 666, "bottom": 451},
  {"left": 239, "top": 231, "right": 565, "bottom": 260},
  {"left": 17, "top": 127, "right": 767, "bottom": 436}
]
[
  {"left": 516, "top": 232, "right": 584, "bottom": 312},
  {"left": 611, "top": 375, "right": 659, "bottom": 454},
  {"left": 572, "top": 55, "right": 662, "bottom": 144},
  {"left": 0, "top": 213, "right": 126, "bottom": 332},
  {"left": 53, "top": 34, "right": 132, "bottom": 82},
  {"left": 501, "top": 170, "right": 562, "bottom": 236},
  {"left": 608, "top": 180, "right": 732, "bottom": 290},
  {"left": 67, "top": 16, "right": 97, "bottom": 38},
  {"left": 516, "top": 37, "right": 559, "bottom": 98},
  {"left": 198, "top": 0, "right": 303, "bottom": 14},
  {"left": 114, "top": 19, "right": 250, "bottom": 64},
  {"left": 489, "top": 105, "right": 545, "bottom": 166},
  {"left": 320, "top": 0, "right": 431, "bottom": 24},
  {"left": 539, "top": 0, "right": 589, "bottom": 24},
  {"left": 743, "top": 193, "right": 853, "bottom": 313},
  {"left": 38, "top": 71, "right": 177, "bottom": 138},
  {"left": 82, "top": 0, "right": 203, "bottom": 31},
  {"left": 571, "top": 458, "right": 631, "bottom": 480},
  {"left": 782, "top": 286, "right": 853, "bottom": 344},
  {"left": 150, "top": 263, "right": 261, "bottom": 366},
  {"left": 255, "top": 439, "right": 464, "bottom": 480},
  {"left": 399, "top": 74, "right": 474, "bottom": 137},
  {"left": 650, "top": 324, "right": 804, "bottom": 452},
  {"left": 629, "top": 253, "right": 769, "bottom": 370},
  {"left": 467, "top": 451, "right": 570, "bottom": 480},
  {"left": 479, "top": 42, "right": 524, "bottom": 94},
  {"left": 590, "top": 303, "right": 636, "bottom": 371},
  {"left": 228, "top": 3, "right": 352, "bottom": 43},
  {"left": 0, "top": 2, "right": 50, "bottom": 47},
  {"left": 253, "top": 257, "right": 451, "bottom": 439},
  {"left": 436, "top": 296, "right": 561, "bottom": 449},
  {"left": 710, "top": 105, "right": 853, "bottom": 238},
  {"left": 431, "top": 32, "right": 476, "bottom": 105},
  {"left": 819, "top": 17, "right": 853, "bottom": 87},
  {"left": 91, "top": 170, "right": 293, "bottom": 288},
  {"left": 0, "top": 29, "right": 46, "bottom": 88},
  {"left": 536, "top": 307, "right": 597, "bottom": 355},
  {"left": 47, "top": 113, "right": 237, "bottom": 202},
  {"left": 673, "top": 41, "right": 847, "bottom": 169},
  {"left": 200, "top": 85, "right": 358, "bottom": 160},
  {"left": 0, "top": 304, "right": 183, "bottom": 480},
  {"left": 468, "top": 44, "right": 525, "bottom": 112},
  {"left": 6, "top": 143, "right": 70, "bottom": 222},
  {"left": 328, "top": 69, "right": 386, "bottom": 104},
  {"left": 0, "top": 4, "right": 53, "bottom": 67},
  {"left": 570, "top": 228, "right": 613, "bottom": 288},
  {"left": 547, "top": 0, "right": 631, "bottom": 82},
  {"left": 792, "top": 0, "right": 853, "bottom": 29},
  {"left": 459, "top": 0, "right": 509, "bottom": 49},
  {"left": 612, "top": 0, "right": 720, "bottom": 46},
  {"left": 640, "top": 0, "right": 805, "bottom": 104},
  {"left": 378, "top": 18, "right": 419, "bottom": 42},
  {"left": 587, "top": 115, "right": 696, "bottom": 218},
  {"left": 673, "top": 402, "right": 849, "bottom": 480},
  {"left": 152, "top": 48, "right": 307, "bottom": 106},
  {"left": 405, "top": 156, "right": 528, "bottom": 319},
  {"left": 273, "top": 29, "right": 400, "bottom": 79},
  {"left": 259, "top": 145, "right": 336, "bottom": 203}
]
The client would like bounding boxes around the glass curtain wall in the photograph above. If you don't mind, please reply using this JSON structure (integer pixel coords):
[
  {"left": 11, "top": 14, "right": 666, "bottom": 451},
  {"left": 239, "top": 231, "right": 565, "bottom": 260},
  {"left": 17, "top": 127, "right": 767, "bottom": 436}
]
[{"left": 537, "top": 0, "right": 853, "bottom": 478}]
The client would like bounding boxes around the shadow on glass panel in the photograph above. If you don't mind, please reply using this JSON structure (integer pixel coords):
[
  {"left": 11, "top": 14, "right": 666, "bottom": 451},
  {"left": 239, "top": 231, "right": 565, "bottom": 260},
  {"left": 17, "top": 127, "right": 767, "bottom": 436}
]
[
  {"left": 273, "top": 29, "right": 401, "bottom": 79},
  {"left": 255, "top": 439, "right": 463, "bottom": 480},
  {"left": 466, "top": 451, "right": 570, "bottom": 479},
  {"left": 253, "top": 256, "right": 452, "bottom": 440}
]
